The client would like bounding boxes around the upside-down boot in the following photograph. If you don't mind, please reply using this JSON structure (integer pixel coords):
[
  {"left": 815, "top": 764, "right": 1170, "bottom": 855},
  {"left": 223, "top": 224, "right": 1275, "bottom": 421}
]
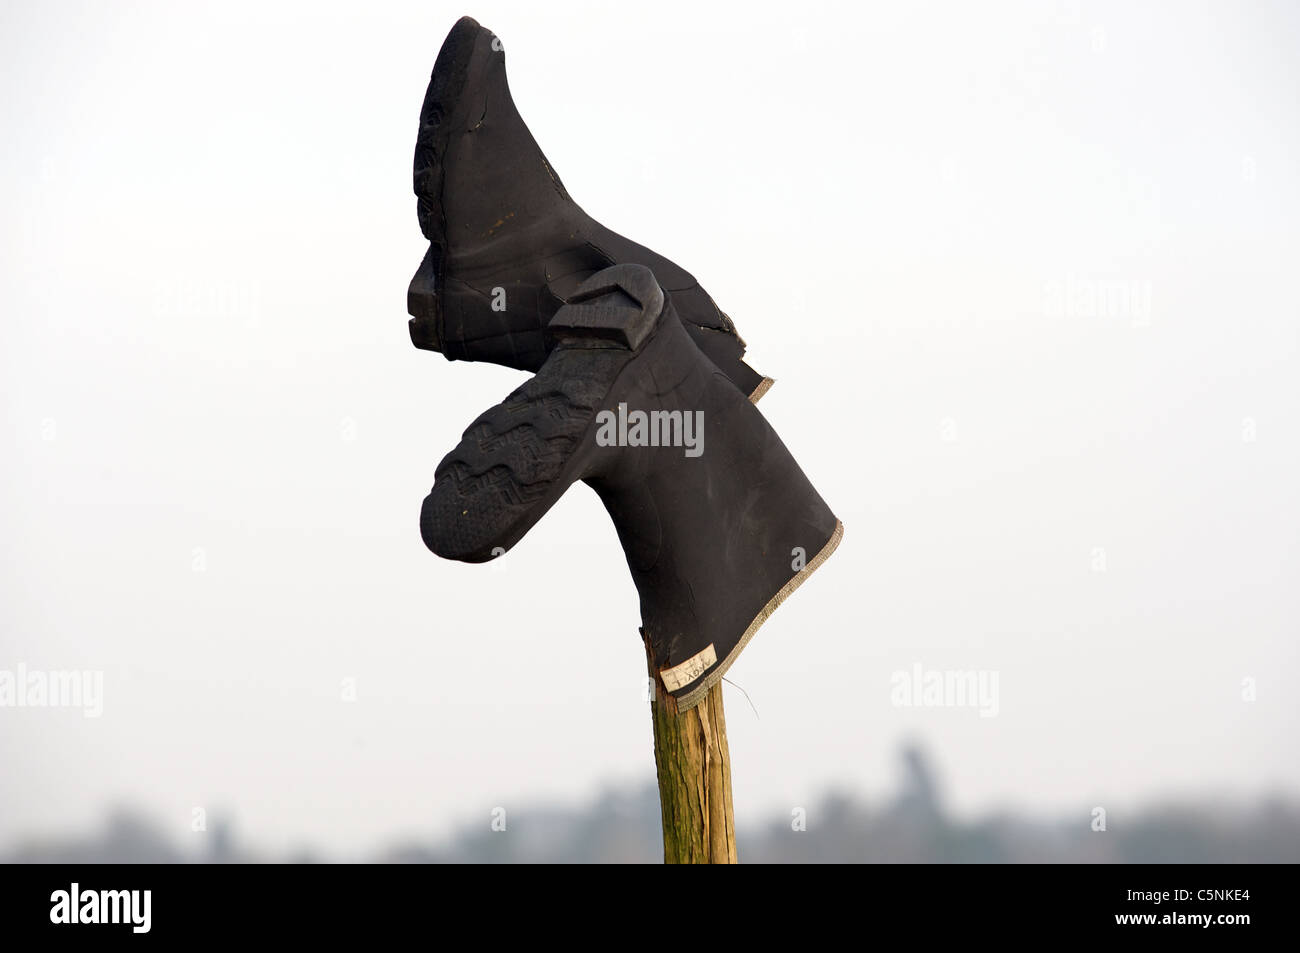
[
  {"left": 419, "top": 264, "right": 841, "bottom": 709},
  {"left": 408, "top": 15, "right": 772, "bottom": 403}
]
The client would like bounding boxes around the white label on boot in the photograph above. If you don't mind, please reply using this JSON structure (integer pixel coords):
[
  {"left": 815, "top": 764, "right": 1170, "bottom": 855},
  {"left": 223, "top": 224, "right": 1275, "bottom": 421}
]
[{"left": 660, "top": 644, "right": 717, "bottom": 692}]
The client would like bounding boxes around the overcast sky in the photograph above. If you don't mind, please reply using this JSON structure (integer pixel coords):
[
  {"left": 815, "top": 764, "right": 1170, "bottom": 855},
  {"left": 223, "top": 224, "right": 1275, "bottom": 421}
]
[{"left": 2, "top": 0, "right": 1298, "bottom": 855}]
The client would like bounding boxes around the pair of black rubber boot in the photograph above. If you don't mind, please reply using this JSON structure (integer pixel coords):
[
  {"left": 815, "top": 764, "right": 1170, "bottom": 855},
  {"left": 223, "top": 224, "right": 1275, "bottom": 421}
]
[{"left": 410, "top": 16, "right": 842, "bottom": 710}]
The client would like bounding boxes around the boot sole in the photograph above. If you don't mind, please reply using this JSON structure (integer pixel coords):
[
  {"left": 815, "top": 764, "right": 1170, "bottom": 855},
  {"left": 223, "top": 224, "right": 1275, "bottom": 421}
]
[
  {"left": 409, "top": 17, "right": 482, "bottom": 353},
  {"left": 420, "top": 267, "right": 662, "bottom": 562}
]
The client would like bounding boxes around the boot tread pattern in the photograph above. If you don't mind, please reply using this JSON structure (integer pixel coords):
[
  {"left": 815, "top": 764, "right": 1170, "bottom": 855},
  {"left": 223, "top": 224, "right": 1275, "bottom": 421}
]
[{"left": 424, "top": 349, "right": 622, "bottom": 559}]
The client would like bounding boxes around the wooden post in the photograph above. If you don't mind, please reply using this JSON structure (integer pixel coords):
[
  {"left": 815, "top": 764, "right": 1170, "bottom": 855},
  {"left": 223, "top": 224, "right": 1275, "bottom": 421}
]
[{"left": 645, "top": 635, "right": 738, "bottom": 864}]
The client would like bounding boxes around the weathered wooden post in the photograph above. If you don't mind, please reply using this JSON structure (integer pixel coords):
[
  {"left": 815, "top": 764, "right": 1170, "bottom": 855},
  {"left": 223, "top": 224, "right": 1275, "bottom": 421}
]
[{"left": 645, "top": 636, "right": 737, "bottom": 864}]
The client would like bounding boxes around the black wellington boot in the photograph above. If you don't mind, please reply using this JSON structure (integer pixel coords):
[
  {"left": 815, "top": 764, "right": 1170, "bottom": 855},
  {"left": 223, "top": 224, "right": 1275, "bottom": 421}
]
[
  {"left": 419, "top": 264, "right": 842, "bottom": 709},
  {"left": 408, "top": 15, "right": 773, "bottom": 403}
]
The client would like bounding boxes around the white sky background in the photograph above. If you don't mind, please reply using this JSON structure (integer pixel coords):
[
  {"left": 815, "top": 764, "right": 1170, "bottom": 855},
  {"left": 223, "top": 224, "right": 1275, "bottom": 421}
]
[{"left": 2, "top": 0, "right": 1297, "bottom": 856}]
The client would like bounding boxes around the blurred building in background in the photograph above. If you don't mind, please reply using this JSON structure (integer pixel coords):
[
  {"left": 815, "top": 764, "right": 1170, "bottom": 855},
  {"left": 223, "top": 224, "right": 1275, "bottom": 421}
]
[{"left": 5, "top": 746, "right": 1297, "bottom": 864}]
